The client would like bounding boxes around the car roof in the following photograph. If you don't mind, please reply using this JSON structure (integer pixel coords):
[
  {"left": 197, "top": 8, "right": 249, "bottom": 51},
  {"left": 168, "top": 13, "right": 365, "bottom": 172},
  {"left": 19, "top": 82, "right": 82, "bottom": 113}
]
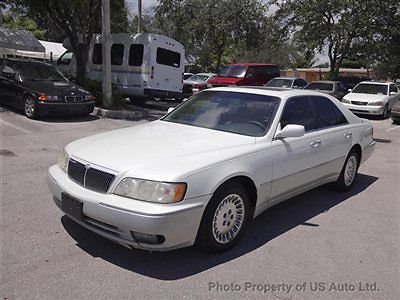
[
  {"left": 357, "top": 81, "right": 392, "bottom": 86},
  {"left": 270, "top": 77, "right": 302, "bottom": 80},
  {"left": 207, "top": 86, "right": 335, "bottom": 99},
  {"left": 307, "top": 80, "right": 340, "bottom": 84},
  {"left": 195, "top": 73, "right": 216, "bottom": 76},
  {"left": 3, "top": 58, "right": 54, "bottom": 68}
]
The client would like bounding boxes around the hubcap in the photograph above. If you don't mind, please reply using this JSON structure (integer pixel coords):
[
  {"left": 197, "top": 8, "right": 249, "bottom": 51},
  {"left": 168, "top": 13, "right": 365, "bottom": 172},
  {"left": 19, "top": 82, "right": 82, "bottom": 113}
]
[
  {"left": 344, "top": 155, "right": 357, "bottom": 186},
  {"left": 212, "top": 193, "right": 245, "bottom": 244},
  {"left": 25, "top": 98, "right": 35, "bottom": 116}
]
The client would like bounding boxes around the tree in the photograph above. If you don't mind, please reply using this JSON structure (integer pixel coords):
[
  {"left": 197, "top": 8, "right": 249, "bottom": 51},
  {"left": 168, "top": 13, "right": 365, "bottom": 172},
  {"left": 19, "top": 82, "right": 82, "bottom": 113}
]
[
  {"left": 5, "top": 0, "right": 129, "bottom": 83},
  {"left": 155, "top": 0, "right": 267, "bottom": 71},
  {"left": 274, "top": 0, "right": 376, "bottom": 79},
  {"left": 2, "top": 8, "right": 44, "bottom": 39}
]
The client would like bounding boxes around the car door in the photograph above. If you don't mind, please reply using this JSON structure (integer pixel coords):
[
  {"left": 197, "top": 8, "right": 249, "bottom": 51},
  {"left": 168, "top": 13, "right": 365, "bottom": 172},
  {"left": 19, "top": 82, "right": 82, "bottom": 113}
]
[
  {"left": 0, "top": 64, "right": 21, "bottom": 108},
  {"left": 388, "top": 84, "right": 400, "bottom": 109},
  {"left": 269, "top": 96, "right": 323, "bottom": 203},
  {"left": 310, "top": 96, "right": 353, "bottom": 178}
]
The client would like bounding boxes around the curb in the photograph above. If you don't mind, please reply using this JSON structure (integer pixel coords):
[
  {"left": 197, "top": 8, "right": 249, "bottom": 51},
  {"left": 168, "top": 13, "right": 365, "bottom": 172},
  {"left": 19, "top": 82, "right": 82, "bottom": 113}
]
[{"left": 93, "top": 107, "right": 148, "bottom": 121}]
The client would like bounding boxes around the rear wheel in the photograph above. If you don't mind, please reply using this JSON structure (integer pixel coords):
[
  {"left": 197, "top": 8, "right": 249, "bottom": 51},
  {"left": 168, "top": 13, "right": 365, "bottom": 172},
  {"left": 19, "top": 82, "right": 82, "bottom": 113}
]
[
  {"left": 24, "top": 96, "right": 38, "bottom": 119},
  {"left": 335, "top": 150, "right": 359, "bottom": 191},
  {"left": 196, "top": 182, "right": 250, "bottom": 253}
]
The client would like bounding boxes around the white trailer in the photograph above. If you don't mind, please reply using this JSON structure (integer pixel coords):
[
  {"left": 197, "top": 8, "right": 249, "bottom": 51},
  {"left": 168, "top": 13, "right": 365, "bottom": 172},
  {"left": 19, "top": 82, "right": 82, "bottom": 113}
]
[{"left": 57, "top": 33, "right": 185, "bottom": 102}]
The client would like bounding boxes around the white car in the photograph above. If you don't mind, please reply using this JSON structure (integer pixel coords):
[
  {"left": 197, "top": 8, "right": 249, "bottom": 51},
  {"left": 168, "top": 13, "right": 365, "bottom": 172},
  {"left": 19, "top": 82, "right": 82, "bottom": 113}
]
[
  {"left": 48, "top": 87, "right": 375, "bottom": 253},
  {"left": 342, "top": 81, "right": 400, "bottom": 118}
]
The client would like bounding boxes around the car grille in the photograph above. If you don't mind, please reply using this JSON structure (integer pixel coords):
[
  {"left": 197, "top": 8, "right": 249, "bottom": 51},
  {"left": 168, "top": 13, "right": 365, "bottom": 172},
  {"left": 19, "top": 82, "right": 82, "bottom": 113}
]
[
  {"left": 351, "top": 101, "right": 367, "bottom": 105},
  {"left": 67, "top": 158, "right": 116, "bottom": 193},
  {"left": 65, "top": 95, "right": 84, "bottom": 102}
]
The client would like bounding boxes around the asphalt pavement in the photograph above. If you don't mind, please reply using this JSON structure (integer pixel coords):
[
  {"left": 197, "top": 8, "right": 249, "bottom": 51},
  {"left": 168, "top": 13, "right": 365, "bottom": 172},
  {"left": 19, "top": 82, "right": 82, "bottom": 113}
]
[{"left": 1, "top": 106, "right": 399, "bottom": 299}]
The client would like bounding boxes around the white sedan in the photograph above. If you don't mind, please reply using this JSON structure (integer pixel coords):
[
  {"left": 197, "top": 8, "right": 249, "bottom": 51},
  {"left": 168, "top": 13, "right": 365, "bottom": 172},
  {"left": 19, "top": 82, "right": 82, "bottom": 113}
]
[
  {"left": 47, "top": 87, "right": 375, "bottom": 253},
  {"left": 342, "top": 81, "right": 400, "bottom": 118}
]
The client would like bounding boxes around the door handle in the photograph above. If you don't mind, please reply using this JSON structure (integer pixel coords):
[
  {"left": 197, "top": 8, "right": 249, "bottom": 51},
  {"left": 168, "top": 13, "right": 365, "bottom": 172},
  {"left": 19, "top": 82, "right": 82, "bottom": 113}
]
[
  {"left": 344, "top": 132, "right": 352, "bottom": 139},
  {"left": 310, "top": 140, "right": 322, "bottom": 148}
]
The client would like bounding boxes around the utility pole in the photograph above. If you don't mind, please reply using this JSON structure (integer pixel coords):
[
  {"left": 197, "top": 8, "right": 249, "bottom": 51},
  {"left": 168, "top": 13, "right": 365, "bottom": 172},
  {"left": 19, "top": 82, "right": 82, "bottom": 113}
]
[
  {"left": 102, "top": 0, "right": 112, "bottom": 108},
  {"left": 0, "top": 6, "right": 3, "bottom": 26},
  {"left": 138, "top": 0, "right": 142, "bottom": 33}
]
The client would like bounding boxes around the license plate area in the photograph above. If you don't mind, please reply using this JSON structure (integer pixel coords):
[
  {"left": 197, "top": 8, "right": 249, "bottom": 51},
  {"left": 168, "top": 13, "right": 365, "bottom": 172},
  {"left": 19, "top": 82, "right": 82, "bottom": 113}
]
[{"left": 62, "top": 193, "right": 83, "bottom": 220}]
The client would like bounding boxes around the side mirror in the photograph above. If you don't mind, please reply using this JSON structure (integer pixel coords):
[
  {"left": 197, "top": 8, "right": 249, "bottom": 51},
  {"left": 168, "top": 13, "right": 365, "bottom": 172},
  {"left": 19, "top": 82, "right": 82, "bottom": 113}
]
[
  {"left": 167, "top": 107, "right": 174, "bottom": 114},
  {"left": 348, "top": 89, "right": 352, "bottom": 92},
  {"left": 275, "top": 124, "right": 305, "bottom": 139}
]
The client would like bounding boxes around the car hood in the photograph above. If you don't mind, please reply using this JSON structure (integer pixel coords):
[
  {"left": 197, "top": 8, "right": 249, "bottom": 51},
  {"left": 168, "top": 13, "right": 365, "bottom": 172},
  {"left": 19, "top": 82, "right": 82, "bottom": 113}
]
[
  {"left": 183, "top": 79, "right": 207, "bottom": 85},
  {"left": 208, "top": 77, "right": 242, "bottom": 86},
  {"left": 343, "top": 93, "right": 388, "bottom": 102},
  {"left": 22, "top": 80, "right": 89, "bottom": 96},
  {"left": 66, "top": 120, "right": 256, "bottom": 178}
]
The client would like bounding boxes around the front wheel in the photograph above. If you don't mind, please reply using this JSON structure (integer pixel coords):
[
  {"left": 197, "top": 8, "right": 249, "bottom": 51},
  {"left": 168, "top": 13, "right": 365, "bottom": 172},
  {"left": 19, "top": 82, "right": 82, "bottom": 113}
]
[
  {"left": 24, "top": 96, "right": 38, "bottom": 119},
  {"left": 335, "top": 150, "right": 359, "bottom": 191},
  {"left": 196, "top": 182, "right": 250, "bottom": 253}
]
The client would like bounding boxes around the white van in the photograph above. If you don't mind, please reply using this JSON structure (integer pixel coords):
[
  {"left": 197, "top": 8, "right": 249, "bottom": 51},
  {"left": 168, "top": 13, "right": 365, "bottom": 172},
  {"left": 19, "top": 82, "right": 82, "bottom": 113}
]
[{"left": 57, "top": 33, "right": 185, "bottom": 102}]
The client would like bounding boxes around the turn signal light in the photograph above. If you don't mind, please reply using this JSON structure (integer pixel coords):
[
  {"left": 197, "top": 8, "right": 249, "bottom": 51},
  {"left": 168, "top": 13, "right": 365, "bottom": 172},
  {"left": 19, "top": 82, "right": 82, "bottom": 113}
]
[{"left": 38, "top": 94, "right": 47, "bottom": 101}]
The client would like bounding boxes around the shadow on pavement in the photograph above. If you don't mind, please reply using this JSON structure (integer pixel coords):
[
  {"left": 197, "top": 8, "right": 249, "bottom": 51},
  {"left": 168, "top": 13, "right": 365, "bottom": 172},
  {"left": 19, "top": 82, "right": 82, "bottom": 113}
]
[{"left": 61, "top": 173, "right": 378, "bottom": 280}]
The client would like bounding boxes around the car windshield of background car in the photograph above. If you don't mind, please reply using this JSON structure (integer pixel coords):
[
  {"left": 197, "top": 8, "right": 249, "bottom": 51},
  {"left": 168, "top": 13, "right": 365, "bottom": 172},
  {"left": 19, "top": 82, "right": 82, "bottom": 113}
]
[
  {"left": 352, "top": 83, "right": 388, "bottom": 95},
  {"left": 217, "top": 66, "right": 247, "bottom": 78},
  {"left": 162, "top": 91, "right": 280, "bottom": 137},
  {"left": 17, "top": 64, "right": 68, "bottom": 82}
]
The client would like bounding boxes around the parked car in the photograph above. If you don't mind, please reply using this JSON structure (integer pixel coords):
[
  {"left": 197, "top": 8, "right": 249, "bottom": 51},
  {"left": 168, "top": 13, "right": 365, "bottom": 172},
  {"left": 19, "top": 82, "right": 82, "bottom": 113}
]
[
  {"left": 48, "top": 87, "right": 375, "bottom": 253},
  {"left": 341, "top": 81, "right": 400, "bottom": 118},
  {"left": 207, "top": 63, "right": 280, "bottom": 87},
  {"left": 304, "top": 80, "right": 348, "bottom": 100},
  {"left": 390, "top": 100, "right": 400, "bottom": 124},
  {"left": 338, "top": 76, "right": 370, "bottom": 90},
  {"left": 265, "top": 76, "right": 307, "bottom": 89},
  {"left": 0, "top": 58, "right": 95, "bottom": 118},
  {"left": 182, "top": 73, "right": 216, "bottom": 98}
]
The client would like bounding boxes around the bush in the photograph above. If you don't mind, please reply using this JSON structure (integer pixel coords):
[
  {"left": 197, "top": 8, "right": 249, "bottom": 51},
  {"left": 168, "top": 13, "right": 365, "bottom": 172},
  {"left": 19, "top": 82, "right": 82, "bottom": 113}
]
[{"left": 78, "top": 78, "right": 124, "bottom": 109}]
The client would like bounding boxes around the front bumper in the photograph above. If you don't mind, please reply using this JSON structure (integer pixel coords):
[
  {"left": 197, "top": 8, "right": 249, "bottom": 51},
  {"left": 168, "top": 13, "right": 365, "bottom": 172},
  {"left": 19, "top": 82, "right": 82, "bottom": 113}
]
[
  {"left": 47, "top": 165, "right": 207, "bottom": 251},
  {"left": 342, "top": 103, "right": 384, "bottom": 115},
  {"left": 37, "top": 101, "right": 95, "bottom": 116}
]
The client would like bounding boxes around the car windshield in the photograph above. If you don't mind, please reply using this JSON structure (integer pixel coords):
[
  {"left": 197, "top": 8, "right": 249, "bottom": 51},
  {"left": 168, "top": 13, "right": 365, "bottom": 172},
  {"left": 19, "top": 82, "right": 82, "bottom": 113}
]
[
  {"left": 266, "top": 78, "right": 293, "bottom": 88},
  {"left": 187, "top": 75, "right": 209, "bottom": 82},
  {"left": 305, "top": 82, "right": 334, "bottom": 91},
  {"left": 16, "top": 63, "right": 67, "bottom": 82},
  {"left": 162, "top": 91, "right": 280, "bottom": 137},
  {"left": 352, "top": 83, "right": 388, "bottom": 95},
  {"left": 217, "top": 66, "right": 246, "bottom": 78}
]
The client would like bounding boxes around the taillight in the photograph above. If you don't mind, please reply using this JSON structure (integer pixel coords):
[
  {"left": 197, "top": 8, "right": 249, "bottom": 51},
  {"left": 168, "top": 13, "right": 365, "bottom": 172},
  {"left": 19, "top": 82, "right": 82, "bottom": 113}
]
[{"left": 38, "top": 94, "right": 47, "bottom": 101}]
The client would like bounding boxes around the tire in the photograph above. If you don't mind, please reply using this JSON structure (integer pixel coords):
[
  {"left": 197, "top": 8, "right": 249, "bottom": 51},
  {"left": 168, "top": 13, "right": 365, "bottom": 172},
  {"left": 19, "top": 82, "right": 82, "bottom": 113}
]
[
  {"left": 382, "top": 104, "right": 389, "bottom": 119},
  {"left": 335, "top": 150, "right": 359, "bottom": 192},
  {"left": 196, "top": 182, "right": 251, "bottom": 253},
  {"left": 24, "top": 96, "right": 38, "bottom": 119}
]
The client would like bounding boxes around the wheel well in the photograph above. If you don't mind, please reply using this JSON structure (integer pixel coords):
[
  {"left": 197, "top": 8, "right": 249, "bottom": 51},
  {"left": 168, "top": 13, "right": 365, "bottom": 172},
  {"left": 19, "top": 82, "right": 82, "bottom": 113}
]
[
  {"left": 23, "top": 92, "right": 34, "bottom": 100},
  {"left": 217, "top": 176, "right": 257, "bottom": 217},
  {"left": 351, "top": 144, "right": 362, "bottom": 162}
]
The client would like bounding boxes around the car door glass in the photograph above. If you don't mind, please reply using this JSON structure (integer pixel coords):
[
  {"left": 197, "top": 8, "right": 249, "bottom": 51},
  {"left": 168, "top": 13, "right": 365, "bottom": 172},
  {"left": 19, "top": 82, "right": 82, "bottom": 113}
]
[
  {"left": 311, "top": 96, "right": 348, "bottom": 129},
  {"left": 280, "top": 96, "right": 316, "bottom": 131}
]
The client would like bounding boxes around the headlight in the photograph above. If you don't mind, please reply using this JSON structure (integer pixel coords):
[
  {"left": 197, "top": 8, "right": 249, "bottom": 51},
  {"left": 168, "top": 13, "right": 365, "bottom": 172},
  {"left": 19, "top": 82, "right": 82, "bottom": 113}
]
[
  {"left": 368, "top": 100, "right": 384, "bottom": 106},
  {"left": 84, "top": 95, "right": 93, "bottom": 101},
  {"left": 58, "top": 148, "right": 69, "bottom": 173},
  {"left": 342, "top": 98, "right": 351, "bottom": 103},
  {"left": 114, "top": 178, "right": 187, "bottom": 204}
]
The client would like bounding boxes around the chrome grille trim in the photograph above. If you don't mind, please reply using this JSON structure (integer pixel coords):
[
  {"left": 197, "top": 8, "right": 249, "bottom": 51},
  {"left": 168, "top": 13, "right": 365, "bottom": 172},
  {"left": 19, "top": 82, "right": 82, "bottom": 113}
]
[{"left": 67, "top": 158, "right": 116, "bottom": 193}]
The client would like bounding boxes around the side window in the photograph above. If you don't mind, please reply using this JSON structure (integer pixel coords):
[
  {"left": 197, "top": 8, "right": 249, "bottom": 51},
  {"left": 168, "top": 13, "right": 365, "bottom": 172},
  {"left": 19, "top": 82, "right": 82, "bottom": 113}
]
[
  {"left": 280, "top": 96, "right": 316, "bottom": 131},
  {"left": 58, "top": 51, "right": 73, "bottom": 65},
  {"left": 129, "top": 44, "right": 144, "bottom": 66},
  {"left": 311, "top": 96, "right": 348, "bottom": 129},
  {"left": 111, "top": 44, "right": 124, "bottom": 65},
  {"left": 390, "top": 84, "right": 398, "bottom": 93},
  {"left": 256, "top": 66, "right": 280, "bottom": 78},
  {"left": 92, "top": 43, "right": 102, "bottom": 65},
  {"left": 245, "top": 67, "right": 256, "bottom": 78},
  {"left": 338, "top": 83, "right": 347, "bottom": 92},
  {"left": 299, "top": 79, "right": 307, "bottom": 87},
  {"left": 156, "top": 48, "right": 180, "bottom": 68}
]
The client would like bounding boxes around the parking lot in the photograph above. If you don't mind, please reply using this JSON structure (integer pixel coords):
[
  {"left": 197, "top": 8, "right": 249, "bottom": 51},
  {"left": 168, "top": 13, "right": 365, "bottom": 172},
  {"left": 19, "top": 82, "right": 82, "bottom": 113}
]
[{"left": 1, "top": 105, "right": 399, "bottom": 299}]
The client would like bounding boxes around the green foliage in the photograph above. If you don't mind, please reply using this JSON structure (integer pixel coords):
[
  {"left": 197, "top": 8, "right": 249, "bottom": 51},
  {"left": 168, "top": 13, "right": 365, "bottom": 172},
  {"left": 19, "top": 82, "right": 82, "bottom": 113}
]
[
  {"left": 155, "top": 0, "right": 267, "bottom": 71},
  {"left": 78, "top": 78, "right": 124, "bottom": 109},
  {"left": 2, "top": 9, "right": 45, "bottom": 39}
]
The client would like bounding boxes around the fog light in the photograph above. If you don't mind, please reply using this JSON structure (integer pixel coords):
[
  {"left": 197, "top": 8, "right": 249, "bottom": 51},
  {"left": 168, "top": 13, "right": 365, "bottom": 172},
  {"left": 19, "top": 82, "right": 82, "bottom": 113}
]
[{"left": 131, "top": 231, "right": 165, "bottom": 245}]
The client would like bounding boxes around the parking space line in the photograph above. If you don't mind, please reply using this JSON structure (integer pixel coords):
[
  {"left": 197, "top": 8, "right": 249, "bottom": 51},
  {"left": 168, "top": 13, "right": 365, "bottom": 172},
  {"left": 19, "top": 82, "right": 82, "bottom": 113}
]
[
  {"left": 0, "top": 119, "right": 32, "bottom": 134},
  {"left": 386, "top": 126, "right": 400, "bottom": 132}
]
